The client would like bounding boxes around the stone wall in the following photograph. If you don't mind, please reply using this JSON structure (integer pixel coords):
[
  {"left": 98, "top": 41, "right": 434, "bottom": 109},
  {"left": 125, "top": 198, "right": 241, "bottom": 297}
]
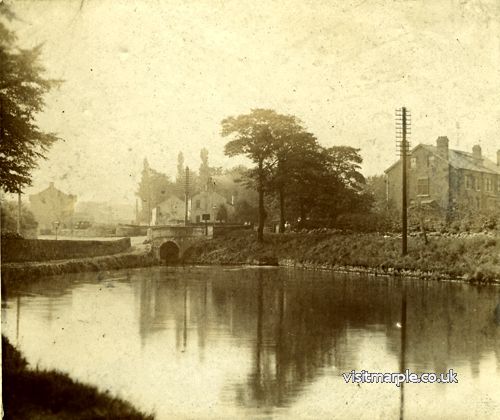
[
  {"left": 115, "top": 225, "right": 148, "bottom": 237},
  {"left": 1, "top": 238, "right": 131, "bottom": 263}
]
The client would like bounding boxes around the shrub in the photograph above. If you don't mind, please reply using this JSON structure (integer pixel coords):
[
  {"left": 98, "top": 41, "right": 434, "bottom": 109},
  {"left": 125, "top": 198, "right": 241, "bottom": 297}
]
[{"left": 334, "top": 212, "right": 398, "bottom": 233}]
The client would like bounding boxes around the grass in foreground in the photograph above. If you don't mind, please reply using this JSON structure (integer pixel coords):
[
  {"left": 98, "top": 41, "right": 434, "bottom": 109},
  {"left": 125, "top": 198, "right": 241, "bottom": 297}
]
[{"left": 2, "top": 336, "right": 153, "bottom": 420}]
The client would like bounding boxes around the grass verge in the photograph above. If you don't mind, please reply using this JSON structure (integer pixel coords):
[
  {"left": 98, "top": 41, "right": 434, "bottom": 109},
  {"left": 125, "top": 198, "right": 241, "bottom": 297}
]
[
  {"left": 182, "top": 231, "right": 500, "bottom": 282},
  {"left": 2, "top": 336, "right": 153, "bottom": 420}
]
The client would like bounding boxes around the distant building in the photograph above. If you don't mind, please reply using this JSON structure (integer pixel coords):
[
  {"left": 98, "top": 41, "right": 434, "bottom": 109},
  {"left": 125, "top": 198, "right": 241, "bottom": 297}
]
[
  {"left": 151, "top": 196, "right": 185, "bottom": 225},
  {"left": 190, "top": 190, "right": 233, "bottom": 223},
  {"left": 385, "top": 137, "right": 500, "bottom": 213},
  {"left": 74, "top": 201, "right": 135, "bottom": 225},
  {"left": 29, "top": 182, "right": 77, "bottom": 231}
]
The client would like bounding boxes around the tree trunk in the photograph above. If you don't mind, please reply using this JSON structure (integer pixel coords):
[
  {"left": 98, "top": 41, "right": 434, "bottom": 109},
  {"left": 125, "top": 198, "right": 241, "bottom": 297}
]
[
  {"left": 278, "top": 187, "right": 285, "bottom": 233},
  {"left": 257, "top": 159, "right": 266, "bottom": 242}
]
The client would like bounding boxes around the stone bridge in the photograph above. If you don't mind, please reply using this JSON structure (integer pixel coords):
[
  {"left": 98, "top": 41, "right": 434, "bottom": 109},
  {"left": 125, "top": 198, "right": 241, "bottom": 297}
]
[{"left": 148, "top": 225, "right": 213, "bottom": 263}]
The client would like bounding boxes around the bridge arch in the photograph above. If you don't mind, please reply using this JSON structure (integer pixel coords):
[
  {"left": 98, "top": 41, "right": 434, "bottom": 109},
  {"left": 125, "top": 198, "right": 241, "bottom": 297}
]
[
  {"left": 149, "top": 225, "right": 213, "bottom": 263},
  {"left": 159, "top": 240, "right": 180, "bottom": 263}
]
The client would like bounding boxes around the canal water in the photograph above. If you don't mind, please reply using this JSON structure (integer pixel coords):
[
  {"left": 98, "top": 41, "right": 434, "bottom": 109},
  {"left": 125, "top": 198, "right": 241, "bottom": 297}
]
[{"left": 2, "top": 266, "right": 500, "bottom": 419}]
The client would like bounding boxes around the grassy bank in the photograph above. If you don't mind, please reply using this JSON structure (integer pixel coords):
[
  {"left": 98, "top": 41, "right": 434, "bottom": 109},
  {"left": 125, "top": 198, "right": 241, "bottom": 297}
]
[
  {"left": 2, "top": 336, "right": 153, "bottom": 420},
  {"left": 182, "top": 231, "right": 500, "bottom": 282},
  {"left": 2, "top": 250, "right": 156, "bottom": 287}
]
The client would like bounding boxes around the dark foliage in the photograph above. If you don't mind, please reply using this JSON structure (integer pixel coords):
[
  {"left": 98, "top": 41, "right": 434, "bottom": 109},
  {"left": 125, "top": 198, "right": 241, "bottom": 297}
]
[
  {"left": 221, "top": 109, "right": 371, "bottom": 239},
  {"left": 2, "top": 336, "right": 153, "bottom": 419},
  {"left": 0, "top": 198, "right": 38, "bottom": 236},
  {"left": 0, "top": 5, "right": 61, "bottom": 193}
]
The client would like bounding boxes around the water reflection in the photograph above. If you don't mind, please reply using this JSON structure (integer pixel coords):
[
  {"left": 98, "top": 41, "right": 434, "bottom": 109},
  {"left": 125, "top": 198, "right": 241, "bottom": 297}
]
[{"left": 3, "top": 267, "right": 500, "bottom": 419}]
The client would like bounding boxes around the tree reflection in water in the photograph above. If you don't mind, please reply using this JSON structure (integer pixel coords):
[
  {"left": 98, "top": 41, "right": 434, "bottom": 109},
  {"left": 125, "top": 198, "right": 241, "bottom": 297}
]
[{"left": 133, "top": 267, "right": 500, "bottom": 412}]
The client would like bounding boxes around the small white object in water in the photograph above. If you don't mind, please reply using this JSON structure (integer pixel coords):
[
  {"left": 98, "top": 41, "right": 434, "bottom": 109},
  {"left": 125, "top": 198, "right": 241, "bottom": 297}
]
[{"left": 396, "top": 322, "right": 402, "bottom": 328}]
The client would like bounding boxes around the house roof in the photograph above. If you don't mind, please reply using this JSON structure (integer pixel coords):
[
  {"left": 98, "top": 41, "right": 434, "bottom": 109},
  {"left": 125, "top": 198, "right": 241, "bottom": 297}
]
[
  {"left": 29, "top": 182, "right": 76, "bottom": 200},
  {"left": 191, "top": 190, "right": 228, "bottom": 201},
  {"left": 385, "top": 143, "right": 500, "bottom": 175}
]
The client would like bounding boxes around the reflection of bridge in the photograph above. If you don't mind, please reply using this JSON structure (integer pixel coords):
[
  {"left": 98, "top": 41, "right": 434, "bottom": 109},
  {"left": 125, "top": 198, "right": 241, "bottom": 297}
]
[{"left": 149, "top": 225, "right": 213, "bottom": 262}]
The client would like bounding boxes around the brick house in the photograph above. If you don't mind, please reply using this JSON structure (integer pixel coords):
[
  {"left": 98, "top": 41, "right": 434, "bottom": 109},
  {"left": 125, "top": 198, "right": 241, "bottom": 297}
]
[
  {"left": 385, "top": 136, "right": 500, "bottom": 214},
  {"left": 29, "top": 182, "right": 77, "bottom": 232}
]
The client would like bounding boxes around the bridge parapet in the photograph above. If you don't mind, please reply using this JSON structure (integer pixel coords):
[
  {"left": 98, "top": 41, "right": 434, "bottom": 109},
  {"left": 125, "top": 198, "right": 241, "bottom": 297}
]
[
  {"left": 149, "top": 225, "right": 213, "bottom": 262},
  {"left": 148, "top": 225, "right": 213, "bottom": 240}
]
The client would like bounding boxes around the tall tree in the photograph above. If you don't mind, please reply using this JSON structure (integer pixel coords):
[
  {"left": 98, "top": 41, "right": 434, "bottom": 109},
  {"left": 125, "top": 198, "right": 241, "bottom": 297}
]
[
  {"left": 176, "top": 152, "right": 184, "bottom": 185},
  {"left": 198, "top": 147, "right": 210, "bottom": 189},
  {"left": 232, "top": 199, "right": 258, "bottom": 223},
  {"left": 221, "top": 109, "right": 295, "bottom": 242},
  {"left": 287, "top": 146, "right": 369, "bottom": 225},
  {"left": 212, "top": 165, "right": 258, "bottom": 206},
  {"left": 267, "top": 129, "right": 318, "bottom": 232},
  {"left": 365, "top": 175, "right": 388, "bottom": 212},
  {"left": 0, "top": 5, "right": 61, "bottom": 193},
  {"left": 136, "top": 158, "right": 176, "bottom": 223}
]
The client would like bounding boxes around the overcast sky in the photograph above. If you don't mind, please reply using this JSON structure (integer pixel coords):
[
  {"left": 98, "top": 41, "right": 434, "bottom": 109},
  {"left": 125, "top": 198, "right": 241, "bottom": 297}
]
[{"left": 8, "top": 0, "right": 500, "bottom": 203}]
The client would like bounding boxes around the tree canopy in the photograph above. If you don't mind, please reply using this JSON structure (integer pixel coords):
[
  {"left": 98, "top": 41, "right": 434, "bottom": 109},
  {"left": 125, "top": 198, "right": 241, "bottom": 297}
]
[
  {"left": 221, "top": 108, "right": 371, "bottom": 236},
  {"left": 0, "top": 5, "right": 61, "bottom": 193},
  {"left": 221, "top": 109, "right": 309, "bottom": 241}
]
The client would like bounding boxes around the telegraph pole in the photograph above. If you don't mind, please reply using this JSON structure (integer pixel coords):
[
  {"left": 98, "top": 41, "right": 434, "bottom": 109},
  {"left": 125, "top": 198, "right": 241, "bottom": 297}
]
[
  {"left": 396, "top": 107, "right": 411, "bottom": 255},
  {"left": 399, "top": 290, "right": 407, "bottom": 420},
  {"left": 184, "top": 166, "right": 190, "bottom": 226}
]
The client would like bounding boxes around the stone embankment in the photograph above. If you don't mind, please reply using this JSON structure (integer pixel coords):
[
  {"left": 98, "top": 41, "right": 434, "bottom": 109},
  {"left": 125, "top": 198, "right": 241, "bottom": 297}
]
[
  {"left": 1, "top": 237, "right": 132, "bottom": 263},
  {"left": 1, "top": 250, "right": 156, "bottom": 286},
  {"left": 1, "top": 237, "right": 155, "bottom": 286}
]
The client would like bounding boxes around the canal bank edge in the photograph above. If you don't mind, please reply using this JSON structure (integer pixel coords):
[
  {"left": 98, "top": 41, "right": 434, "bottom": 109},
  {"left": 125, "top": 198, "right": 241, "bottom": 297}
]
[
  {"left": 1, "top": 251, "right": 156, "bottom": 286},
  {"left": 2, "top": 336, "right": 153, "bottom": 419},
  {"left": 181, "top": 231, "right": 500, "bottom": 284},
  {"left": 2, "top": 232, "right": 499, "bottom": 285}
]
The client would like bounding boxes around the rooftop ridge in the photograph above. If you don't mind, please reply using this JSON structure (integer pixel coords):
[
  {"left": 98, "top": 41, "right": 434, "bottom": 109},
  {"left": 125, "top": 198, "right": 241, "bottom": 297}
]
[{"left": 386, "top": 142, "right": 500, "bottom": 175}]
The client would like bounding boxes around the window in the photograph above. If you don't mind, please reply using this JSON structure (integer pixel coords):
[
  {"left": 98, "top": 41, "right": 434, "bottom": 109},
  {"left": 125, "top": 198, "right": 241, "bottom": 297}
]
[
  {"left": 427, "top": 155, "right": 434, "bottom": 167},
  {"left": 410, "top": 157, "right": 417, "bottom": 168},
  {"left": 466, "top": 175, "right": 474, "bottom": 190},
  {"left": 476, "top": 197, "right": 481, "bottom": 209},
  {"left": 475, "top": 177, "right": 481, "bottom": 191},
  {"left": 485, "top": 178, "right": 492, "bottom": 192},
  {"left": 195, "top": 200, "right": 201, "bottom": 209},
  {"left": 417, "top": 178, "right": 429, "bottom": 196}
]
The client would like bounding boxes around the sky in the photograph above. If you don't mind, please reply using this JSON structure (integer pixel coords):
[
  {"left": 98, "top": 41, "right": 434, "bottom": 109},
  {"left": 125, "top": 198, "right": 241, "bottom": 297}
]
[{"left": 6, "top": 0, "right": 500, "bottom": 203}]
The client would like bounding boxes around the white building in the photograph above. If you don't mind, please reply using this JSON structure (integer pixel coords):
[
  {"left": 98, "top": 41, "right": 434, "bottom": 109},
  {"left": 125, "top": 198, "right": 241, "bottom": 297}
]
[
  {"left": 190, "top": 190, "right": 233, "bottom": 223},
  {"left": 152, "top": 196, "right": 186, "bottom": 225}
]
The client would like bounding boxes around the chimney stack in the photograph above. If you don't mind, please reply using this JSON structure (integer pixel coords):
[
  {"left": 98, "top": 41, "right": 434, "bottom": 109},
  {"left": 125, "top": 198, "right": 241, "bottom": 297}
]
[
  {"left": 436, "top": 136, "right": 449, "bottom": 159},
  {"left": 472, "top": 145, "right": 482, "bottom": 160},
  {"left": 49, "top": 182, "right": 55, "bottom": 188}
]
